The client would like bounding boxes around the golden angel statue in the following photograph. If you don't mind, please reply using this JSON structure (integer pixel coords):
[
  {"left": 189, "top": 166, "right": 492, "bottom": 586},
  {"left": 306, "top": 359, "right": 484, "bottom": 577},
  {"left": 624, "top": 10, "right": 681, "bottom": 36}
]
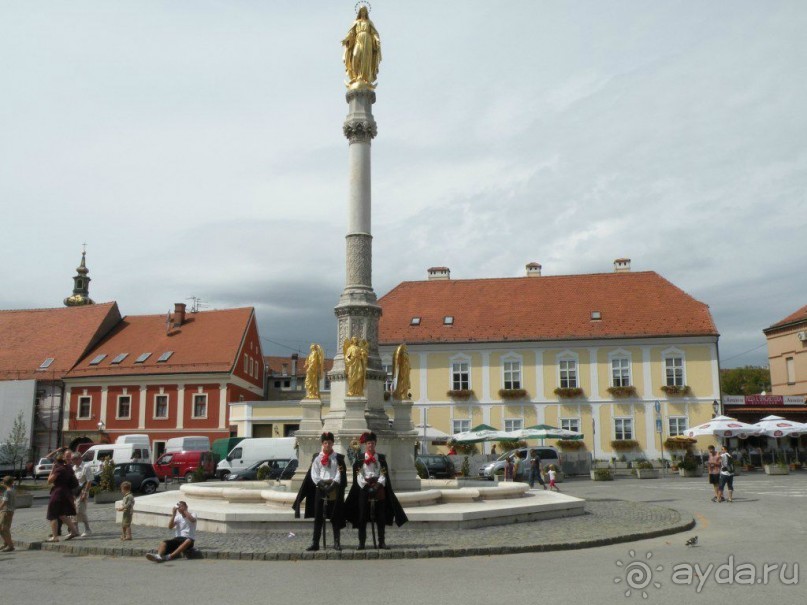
[
  {"left": 342, "top": 6, "right": 381, "bottom": 90},
  {"left": 392, "top": 343, "right": 411, "bottom": 400},
  {"left": 303, "top": 343, "right": 324, "bottom": 399},
  {"left": 343, "top": 336, "right": 369, "bottom": 396}
]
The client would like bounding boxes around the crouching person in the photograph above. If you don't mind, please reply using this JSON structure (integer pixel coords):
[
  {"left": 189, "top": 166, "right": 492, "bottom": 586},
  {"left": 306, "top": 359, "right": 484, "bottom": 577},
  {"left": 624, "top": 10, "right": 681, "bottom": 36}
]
[{"left": 146, "top": 500, "right": 197, "bottom": 563}]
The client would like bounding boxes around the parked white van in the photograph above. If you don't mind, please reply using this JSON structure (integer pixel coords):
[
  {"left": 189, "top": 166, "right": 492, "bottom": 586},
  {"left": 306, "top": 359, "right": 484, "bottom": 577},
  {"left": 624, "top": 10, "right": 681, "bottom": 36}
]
[
  {"left": 82, "top": 443, "right": 151, "bottom": 475},
  {"left": 165, "top": 436, "right": 210, "bottom": 453},
  {"left": 216, "top": 437, "right": 296, "bottom": 479},
  {"left": 115, "top": 434, "right": 150, "bottom": 447}
]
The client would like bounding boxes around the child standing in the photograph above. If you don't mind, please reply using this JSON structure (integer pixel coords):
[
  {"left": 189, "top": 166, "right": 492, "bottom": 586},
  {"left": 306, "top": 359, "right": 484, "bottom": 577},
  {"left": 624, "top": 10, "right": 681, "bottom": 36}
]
[
  {"left": 116, "top": 481, "right": 134, "bottom": 540},
  {"left": 0, "top": 476, "right": 16, "bottom": 552},
  {"left": 547, "top": 465, "right": 561, "bottom": 492}
]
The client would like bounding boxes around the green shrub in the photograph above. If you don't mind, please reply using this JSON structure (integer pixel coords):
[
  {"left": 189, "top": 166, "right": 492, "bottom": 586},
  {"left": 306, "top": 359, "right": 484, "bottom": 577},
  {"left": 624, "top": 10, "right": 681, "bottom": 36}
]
[
  {"left": 593, "top": 468, "right": 614, "bottom": 481},
  {"left": 256, "top": 465, "right": 273, "bottom": 481},
  {"left": 460, "top": 456, "right": 471, "bottom": 477},
  {"left": 415, "top": 459, "right": 428, "bottom": 479},
  {"left": 99, "top": 457, "right": 115, "bottom": 492},
  {"left": 190, "top": 466, "right": 207, "bottom": 483}
]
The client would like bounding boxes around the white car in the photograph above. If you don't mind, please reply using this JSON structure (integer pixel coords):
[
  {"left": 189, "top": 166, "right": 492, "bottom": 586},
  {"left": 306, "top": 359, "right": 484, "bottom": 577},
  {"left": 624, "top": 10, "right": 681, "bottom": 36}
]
[
  {"left": 33, "top": 457, "right": 53, "bottom": 478},
  {"left": 479, "top": 447, "right": 561, "bottom": 479}
]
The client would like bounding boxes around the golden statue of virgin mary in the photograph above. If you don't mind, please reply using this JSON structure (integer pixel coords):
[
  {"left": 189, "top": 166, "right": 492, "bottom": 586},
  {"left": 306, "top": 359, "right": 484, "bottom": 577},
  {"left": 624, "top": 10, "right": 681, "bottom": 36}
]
[{"left": 342, "top": 6, "right": 381, "bottom": 90}]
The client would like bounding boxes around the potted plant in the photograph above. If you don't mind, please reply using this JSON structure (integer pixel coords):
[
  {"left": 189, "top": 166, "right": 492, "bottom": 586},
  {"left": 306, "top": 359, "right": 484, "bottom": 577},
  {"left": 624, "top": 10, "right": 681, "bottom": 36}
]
[
  {"left": 660, "top": 385, "right": 691, "bottom": 396},
  {"left": 446, "top": 389, "right": 474, "bottom": 401},
  {"left": 554, "top": 387, "right": 584, "bottom": 399},
  {"left": 607, "top": 385, "right": 638, "bottom": 398},
  {"left": 764, "top": 454, "right": 790, "bottom": 475},
  {"left": 498, "top": 388, "right": 528, "bottom": 400},
  {"left": 632, "top": 459, "right": 659, "bottom": 479},
  {"left": 678, "top": 453, "right": 703, "bottom": 477},
  {"left": 741, "top": 454, "right": 754, "bottom": 472},
  {"left": 669, "top": 454, "right": 680, "bottom": 472},
  {"left": 591, "top": 467, "right": 614, "bottom": 481},
  {"left": 557, "top": 439, "right": 585, "bottom": 450},
  {"left": 790, "top": 461, "right": 802, "bottom": 471},
  {"left": 94, "top": 457, "right": 119, "bottom": 503},
  {"left": 610, "top": 439, "right": 640, "bottom": 452}
]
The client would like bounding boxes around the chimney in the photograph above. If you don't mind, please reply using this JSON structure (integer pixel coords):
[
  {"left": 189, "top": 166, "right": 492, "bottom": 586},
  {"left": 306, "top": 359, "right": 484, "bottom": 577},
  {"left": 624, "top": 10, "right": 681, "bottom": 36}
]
[
  {"left": 614, "top": 258, "right": 631, "bottom": 273},
  {"left": 172, "top": 303, "right": 187, "bottom": 328},
  {"left": 526, "top": 262, "right": 542, "bottom": 277},
  {"left": 291, "top": 353, "right": 298, "bottom": 376},
  {"left": 427, "top": 266, "right": 450, "bottom": 281}
]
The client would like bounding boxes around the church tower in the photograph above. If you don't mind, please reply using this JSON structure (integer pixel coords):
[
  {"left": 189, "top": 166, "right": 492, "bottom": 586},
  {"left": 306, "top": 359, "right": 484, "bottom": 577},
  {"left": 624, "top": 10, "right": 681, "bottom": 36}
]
[{"left": 63, "top": 248, "right": 95, "bottom": 307}]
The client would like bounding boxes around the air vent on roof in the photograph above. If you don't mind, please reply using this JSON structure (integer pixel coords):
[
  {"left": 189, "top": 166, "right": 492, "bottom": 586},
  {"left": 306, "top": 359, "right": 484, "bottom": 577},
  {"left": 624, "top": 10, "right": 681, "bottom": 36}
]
[
  {"left": 410, "top": 317, "right": 421, "bottom": 326},
  {"left": 89, "top": 354, "right": 107, "bottom": 366},
  {"left": 157, "top": 351, "right": 174, "bottom": 362},
  {"left": 591, "top": 311, "right": 602, "bottom": 320},
  {"left": 444, "top": 316, "right": 454, "bottom": 325},
  {"left": 38, "top": 358, "right": 55, "bottom": 370},
  {"left": 135, "top": 353, "right": 152, "bottom": 364},
  {"left": 111, "top": 353, "right": 128, "bottom": 365}
]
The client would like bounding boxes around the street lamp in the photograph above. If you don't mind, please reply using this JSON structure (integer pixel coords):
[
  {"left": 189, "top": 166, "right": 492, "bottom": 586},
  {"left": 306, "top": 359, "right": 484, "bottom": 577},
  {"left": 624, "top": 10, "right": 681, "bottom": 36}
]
[
  {"left": 97, "top": 421, "right": 105, "bottom": 432},
  {"left": 712, "top": 400, "right": 720, "bottom": 418}
]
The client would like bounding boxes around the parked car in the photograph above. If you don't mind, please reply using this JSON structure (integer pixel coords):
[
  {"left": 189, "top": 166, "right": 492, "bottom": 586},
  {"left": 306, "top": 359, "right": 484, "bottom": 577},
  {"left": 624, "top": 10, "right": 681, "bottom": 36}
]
[
  {"left": 226, "top": 458, "right": 298, "bottom": 481},
  {"left": 33, "top": 457, "right": 54, "bottom": 478},
  {"left": 479, "top": 447, "right": 561, "bottom": 479},
  {"left": 416, "top": 455, "right": 455, "bottom": 478},
  {"left": 92, "top": 462, "right": 160, "bottom": 494},
  {"left": 153, "top": 450, "right": 217, "bottom": 482}
]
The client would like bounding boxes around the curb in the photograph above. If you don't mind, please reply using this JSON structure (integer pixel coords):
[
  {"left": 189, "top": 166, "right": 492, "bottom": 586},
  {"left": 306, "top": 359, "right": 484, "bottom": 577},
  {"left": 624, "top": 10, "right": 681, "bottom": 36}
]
[{"left": 11, "top": 514, "right": 695, "bottom": 561}]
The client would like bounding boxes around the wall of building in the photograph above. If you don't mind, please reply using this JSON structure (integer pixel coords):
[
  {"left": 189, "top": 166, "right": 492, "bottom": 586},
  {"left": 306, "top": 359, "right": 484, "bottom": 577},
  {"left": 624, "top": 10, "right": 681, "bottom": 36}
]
[{"left": 767, "top": 329, "right": 807, "bottom": 396}]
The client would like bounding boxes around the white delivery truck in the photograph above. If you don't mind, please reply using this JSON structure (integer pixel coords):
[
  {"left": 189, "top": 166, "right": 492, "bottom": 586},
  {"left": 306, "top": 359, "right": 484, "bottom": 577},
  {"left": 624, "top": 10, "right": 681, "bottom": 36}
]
[
  {"left": 216, "top": 437, "right": 296, "bottom": 479},
  {"left": 115, "top": 434, "right": 150, "bottom": 447},
  {"left": 165, "top": 436, "right": 210, "bottom": 453},
  {"left": 82, "top": 443, "right": 151, "bottom": 475}
]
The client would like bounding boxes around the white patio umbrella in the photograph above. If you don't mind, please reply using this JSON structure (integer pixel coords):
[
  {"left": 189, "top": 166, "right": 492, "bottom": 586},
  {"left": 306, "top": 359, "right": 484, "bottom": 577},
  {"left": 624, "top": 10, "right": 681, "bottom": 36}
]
[
  {"left": 451, "top": 424, "right": 507, "bottom": 443},
  {"left": 499, "top": 427, "right": 584, "bottom": 441},
  {"left": 686, "top": 415, "right": 759, "bottom": 439},
  {"left": 752, "top": 415, "right": 806, "bottom": 438},
  {"left": 414, "top": 424, "right": 450, "bottom": 441}
]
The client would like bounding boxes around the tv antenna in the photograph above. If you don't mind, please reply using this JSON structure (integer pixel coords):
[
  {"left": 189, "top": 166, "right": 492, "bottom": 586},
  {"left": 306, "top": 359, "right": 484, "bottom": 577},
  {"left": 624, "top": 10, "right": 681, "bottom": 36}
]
[{"left": 187, "top": 296, "right": 208, "bottom": 314}]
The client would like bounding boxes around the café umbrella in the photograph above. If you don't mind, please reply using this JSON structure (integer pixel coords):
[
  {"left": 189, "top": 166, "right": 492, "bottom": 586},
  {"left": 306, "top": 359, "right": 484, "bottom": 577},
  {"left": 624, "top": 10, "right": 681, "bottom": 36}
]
[
  {"left": 501, "top": 424, "right": 584, "bottom": 442},
  {"left": 450, "top": 423, "right": 506, "bottom": 443},
  {"left": 752, "top": 415, "right": 806, "bottom": 438},
  {"left": 686, "top": 415, "right": 759, "bottom": 440}
]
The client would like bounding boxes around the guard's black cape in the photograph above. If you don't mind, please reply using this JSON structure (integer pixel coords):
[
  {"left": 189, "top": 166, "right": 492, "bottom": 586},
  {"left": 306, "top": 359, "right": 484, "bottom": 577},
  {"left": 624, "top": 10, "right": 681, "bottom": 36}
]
[
  {"left": 291, "top": 452, "right": 347, "bottom": 529},
  {"left": 344, "top": 453, "right": 408, "bottom": 528}
]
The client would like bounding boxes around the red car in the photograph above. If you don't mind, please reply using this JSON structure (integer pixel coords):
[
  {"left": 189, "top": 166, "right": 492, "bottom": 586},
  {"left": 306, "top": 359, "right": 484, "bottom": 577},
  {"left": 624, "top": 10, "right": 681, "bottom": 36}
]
[{"left": 153, "top": 450, "right": 217, "bottom": 482}]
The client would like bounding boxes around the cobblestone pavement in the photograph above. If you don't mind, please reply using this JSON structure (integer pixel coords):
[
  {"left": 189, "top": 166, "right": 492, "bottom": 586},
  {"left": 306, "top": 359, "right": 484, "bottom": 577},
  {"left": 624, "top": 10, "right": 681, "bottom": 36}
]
[{"left": 9, "top": 485, "right": 691, "bottom": 560}]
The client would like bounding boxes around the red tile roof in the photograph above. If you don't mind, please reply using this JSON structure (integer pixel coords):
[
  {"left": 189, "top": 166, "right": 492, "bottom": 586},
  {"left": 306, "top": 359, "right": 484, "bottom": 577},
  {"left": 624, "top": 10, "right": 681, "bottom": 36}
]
[
  {"left": 0, "top": 302, "right": 121, "bottom": 380},
  {"left": 765, "top": 304, "right": 807, "bottom": 333},
  {"left": 66, "top": 307, "right": 255, "bottom": 378},
  {"left": 378, "top": 271, "right": 718, "bottom": 345}
]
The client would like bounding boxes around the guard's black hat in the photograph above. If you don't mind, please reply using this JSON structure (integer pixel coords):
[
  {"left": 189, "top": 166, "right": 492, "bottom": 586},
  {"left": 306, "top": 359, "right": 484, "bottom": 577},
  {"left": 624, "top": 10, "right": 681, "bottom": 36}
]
[
  {"left": 359, "top": 431, "right": 377, "bottom": 444},
  {"left": 321, "top": 431, "right": 335, "bottom": 442}
]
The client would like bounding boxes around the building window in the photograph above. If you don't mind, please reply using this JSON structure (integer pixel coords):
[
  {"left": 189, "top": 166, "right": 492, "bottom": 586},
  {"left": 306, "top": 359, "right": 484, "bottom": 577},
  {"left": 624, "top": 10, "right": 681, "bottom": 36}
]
[
  {"left": 668, "top": 416, "right": 687, "bottom": 436},
  {"left": 117, "top": 395, "right": 131, "bottom": 419},
  {"left": 451, "top": 362, "right": 470, "bottom": 390},
  {"left": 614, "top": 417, "right": 633, "bottom": 440},
  {"left": 383, "top": 364, "right": 393, "bottom": 392},
  {"left": 154, "top": 395, "right": 168, "bottom": 419},
  {"left": 77, "top": 396, "right": 91, "bottom": 419},
  {"left": 560, "top": 418, "right": 580, "bottom": 433},
  {"left": 503, "top": 360, "right": 521, "bottom": 390},
  {"left": 664, "top": 356, "right": 685, "bottom": 387},
  {"left": 559, "top": 359, "right": 578, "bottom": 388},
  {"left": 244, "top": 354, "right": 249, "bottom": 373},
  {"left": 452, "top": 419, "right": 470, "bottom": 434},
  {"left": 274, "top": 380, "right": 281, "bottom": 388},
  {"left": 786, "top": 357, "right": 795, "bottom": 385},
  {"left": 611, "top": 358, "right": 631, "bottom": 387},
  {"left": 504, "top": 418, "right": 523, "bottom": 432},
  {"left": 283, "top": 379, "right": 290, "bottom": 388},
  {"left": 192, "top": 394, "right": 208, "bottom": 418}
]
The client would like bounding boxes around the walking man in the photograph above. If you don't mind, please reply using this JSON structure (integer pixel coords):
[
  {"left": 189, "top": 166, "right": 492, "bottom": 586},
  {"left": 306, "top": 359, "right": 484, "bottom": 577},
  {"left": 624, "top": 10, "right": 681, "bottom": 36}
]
[
  {"left": 72, "top": 454, "right": 93, "bottom": 536},
  {"left": 718, "top": 445, "right": 735, "bottom": 503},
  {"left": 706, "top": 445, "right": 721, "bottom": 502},
  {"left": 529, "top": 450, "right": 546, "bottom": 490},
  {"left": 293, "top": 431, "right": 347, "bottom": 551},
  {"left": 344, "top": 432, "right": 408, "bottom": 550}
]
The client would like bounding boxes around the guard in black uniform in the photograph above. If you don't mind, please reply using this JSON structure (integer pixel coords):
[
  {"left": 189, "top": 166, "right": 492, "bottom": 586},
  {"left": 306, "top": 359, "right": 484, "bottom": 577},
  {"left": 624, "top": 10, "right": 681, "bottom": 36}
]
[
  {"left": 344, "top": 432, "right": 408, "bottom": 549},
  {"left": 292, "top": 432, "right": 347, "bottom": 551}
]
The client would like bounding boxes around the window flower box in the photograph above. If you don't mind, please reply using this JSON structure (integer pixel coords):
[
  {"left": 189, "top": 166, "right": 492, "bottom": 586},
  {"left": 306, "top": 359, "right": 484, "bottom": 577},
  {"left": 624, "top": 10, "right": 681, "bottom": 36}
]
[
  {"left": 610, "top": 439, "right": 640, "bottom": 451},
  {"left": 557, "top": 439, "right": 585, "bottom": 450},
  {"left": 554, "top": 387, "right": 584, "bottom": 399},
  {"left": 607, "top": 385, "right": 637, "bottom": 398},
  {"left": 498, "top": 388, "right": 528, "bottom": 400},
  {"left": 447, "top": 389, "right": 474, "bottom": 401},
  {"left": 660, "top": 385, "right": 691, "bottom": 396}
]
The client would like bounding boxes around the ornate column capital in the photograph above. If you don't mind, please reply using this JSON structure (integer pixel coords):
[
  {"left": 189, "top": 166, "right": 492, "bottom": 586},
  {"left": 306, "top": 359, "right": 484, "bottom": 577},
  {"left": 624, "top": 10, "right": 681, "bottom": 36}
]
[{"left": 343, "top": 119, "right": 377, "bottom": 143}]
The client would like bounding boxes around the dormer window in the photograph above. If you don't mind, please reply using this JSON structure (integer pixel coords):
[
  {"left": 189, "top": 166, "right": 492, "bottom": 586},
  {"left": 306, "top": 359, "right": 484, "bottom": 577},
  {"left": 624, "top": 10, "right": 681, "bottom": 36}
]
[
  {"left": 157, "top": 351, "right": 174, "bottom": 363},
  {"left": 38, "top": 358, "right": 55, "bottom": 370},
  {"left": 591, "top": 311, "right": 602, "bottom": 320},
  {"left": 111, "top": 353, "right": 128, "bottom": 365},
  {"left": 443, "top": 316, "right": 454, "bottom": 325},
  {"left": 410, "top": 317, "right": 421, "bottom": 326},
  {"left": 89, "top": 354, "right": 107, "bottom": 366},
  {"left": 135, "top": 353, "right": 151, "bottom": 364}
]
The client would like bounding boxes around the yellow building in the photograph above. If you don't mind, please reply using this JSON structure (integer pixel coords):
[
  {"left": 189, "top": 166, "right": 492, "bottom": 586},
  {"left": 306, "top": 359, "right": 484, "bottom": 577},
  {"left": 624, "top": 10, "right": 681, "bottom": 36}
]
[{"left": 378, "top": 260, "right": 721, "bottom": 461}]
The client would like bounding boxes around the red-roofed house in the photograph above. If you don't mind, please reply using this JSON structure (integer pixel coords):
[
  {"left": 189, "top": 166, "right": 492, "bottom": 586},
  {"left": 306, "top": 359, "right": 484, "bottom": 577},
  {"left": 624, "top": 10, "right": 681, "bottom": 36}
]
[
  {"left": 378, "top": 261, "right": 722, "bottom": 461},
  {"left": 62, "top": 303, "right": 265, "bottom": 458},
  {"left": 763, "top": 304, "right": 807, "bottom": 401},
  {"left": 0, "top": 302, "right": 122, "bottom": 457}
]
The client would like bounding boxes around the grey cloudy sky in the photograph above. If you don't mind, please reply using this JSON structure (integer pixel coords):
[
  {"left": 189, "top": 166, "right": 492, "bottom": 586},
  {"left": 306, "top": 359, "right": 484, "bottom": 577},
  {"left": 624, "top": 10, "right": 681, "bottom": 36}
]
[{"left": 2, "top": 1, "right": 805, "bottom": 367}]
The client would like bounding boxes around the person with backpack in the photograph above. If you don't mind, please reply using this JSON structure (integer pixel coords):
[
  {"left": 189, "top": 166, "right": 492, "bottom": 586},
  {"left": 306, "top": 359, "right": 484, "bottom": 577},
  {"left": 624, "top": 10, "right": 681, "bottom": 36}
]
[
  {"left": 718, "top": 445, "right": 735, "bottom": 503},
  {"left": 529, "top": 450, "right": 546, "bottom": 490}
]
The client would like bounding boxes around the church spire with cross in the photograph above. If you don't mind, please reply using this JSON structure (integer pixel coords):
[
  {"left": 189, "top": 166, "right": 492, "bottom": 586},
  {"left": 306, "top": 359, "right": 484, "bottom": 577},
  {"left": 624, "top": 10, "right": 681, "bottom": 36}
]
[{"left": 63, "top": 245, "right": 95, "bottom": 307}]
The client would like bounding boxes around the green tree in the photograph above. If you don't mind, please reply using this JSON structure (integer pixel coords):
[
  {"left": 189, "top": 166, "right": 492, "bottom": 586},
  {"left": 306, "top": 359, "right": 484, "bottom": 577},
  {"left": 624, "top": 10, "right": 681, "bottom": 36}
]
[
  {"left": 720, "top": 366, "right": 771, "bottom": 396},
  {"left": 0, "top": 411, "right": 30, "bottom": 478}
]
